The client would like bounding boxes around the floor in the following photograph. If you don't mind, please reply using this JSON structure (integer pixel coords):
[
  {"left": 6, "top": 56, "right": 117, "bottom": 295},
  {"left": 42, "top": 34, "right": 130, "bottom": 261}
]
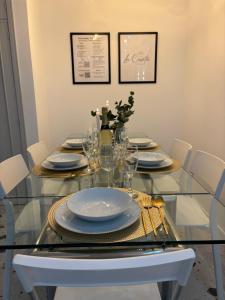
[{"left": 0, "top": 206, "right": 224, "bottom": 299}]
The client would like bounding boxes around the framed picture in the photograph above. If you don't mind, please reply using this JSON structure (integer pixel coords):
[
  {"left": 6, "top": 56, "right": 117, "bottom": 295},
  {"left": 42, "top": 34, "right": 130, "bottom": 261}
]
[
  {"left": 70, "top": 32, "right": 111, "bottom": 84},
  {"left": 118, "top": 32, "right": 158, "bottom": 83}
]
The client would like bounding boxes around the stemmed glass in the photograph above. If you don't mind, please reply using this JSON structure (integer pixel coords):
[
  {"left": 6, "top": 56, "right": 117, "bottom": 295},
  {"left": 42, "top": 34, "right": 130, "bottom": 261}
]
[
  {"left": 99, "top": 145, "right": 114, "bottom": 187},
  {"left": 82, "top": 135, "right": 94, "bottom": 173},
  {"left": 124, "top": 146, "right": 138, "bottom": 197}
]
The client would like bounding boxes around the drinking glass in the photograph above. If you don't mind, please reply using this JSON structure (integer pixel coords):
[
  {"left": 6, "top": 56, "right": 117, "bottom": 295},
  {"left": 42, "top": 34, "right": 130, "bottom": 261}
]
[
  {"left": 124, "top": 146, "right": 138, "bottom": 197},
  {"left": 82, "top": 136, "right": 94, "bottom": 173},
  {"left": 99, "top": 145, "right": 114, "bottom": 187},
  {"left": 114, "top": 127, "right": 128, "bottom": 145}
]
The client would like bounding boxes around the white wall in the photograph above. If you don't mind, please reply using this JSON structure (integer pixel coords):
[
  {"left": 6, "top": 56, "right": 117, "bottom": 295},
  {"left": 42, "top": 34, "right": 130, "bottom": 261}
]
[
  {"left": 25, "top": 0, "right": 188, "bottom": 150},
  {"left": 183, "top": 0, "right": 225, "bottom": 160},
  {"left": 12, "top": 0, "right": 225, "bottom": 159}
]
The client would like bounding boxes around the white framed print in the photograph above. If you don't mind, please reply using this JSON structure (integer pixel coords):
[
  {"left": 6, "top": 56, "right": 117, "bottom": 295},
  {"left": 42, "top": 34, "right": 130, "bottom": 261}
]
[
  {"left": 70, "top": 32, "right": 111, "bottom": 84},
  {"left": 118, "top": 32, "right": 158, "bottom": 83}
]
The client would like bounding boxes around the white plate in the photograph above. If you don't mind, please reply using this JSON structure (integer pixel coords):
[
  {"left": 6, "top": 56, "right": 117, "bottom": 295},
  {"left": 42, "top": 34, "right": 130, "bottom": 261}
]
[
  {"left": 47, "top": 153, "right": 83, "bottom": 167},
  {"left": 128, "top": 142, "right": 158, "bottom": 149},
  {"left": 136, "top": 152, "right": 166, "bottom": 166},
  {"left": 42, "top": 157, "right": 87, "bottom": 171},
  {"left": 129, "top": 138, "right": 152, "bottom": 146},
  {"left": 66, "top": 138, "right": 83, "bottom": 146},
  {"left": 67, "top": 188, "right": 132, "bottom": 222},
  {"left": 138, "top": 157, "right": 173, "bottom": 169},
  {"left": 55, "top": 198, "right": 140, "bottom": 234}
]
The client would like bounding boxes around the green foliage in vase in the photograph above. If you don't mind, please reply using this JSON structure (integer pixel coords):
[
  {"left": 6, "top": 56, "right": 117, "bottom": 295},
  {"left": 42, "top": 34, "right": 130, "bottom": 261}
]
[
  {"left": 91, "top": 91, "right": 135, "bottom": 129},
  {"left": 110, "top": 91, "right": 134, "bottom": 130}
]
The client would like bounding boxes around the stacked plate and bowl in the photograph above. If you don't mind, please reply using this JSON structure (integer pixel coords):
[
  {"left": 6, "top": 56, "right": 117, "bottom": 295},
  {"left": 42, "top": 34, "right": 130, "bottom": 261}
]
[
  {"left": 62, "top": 138, "right": 83, "bottom": 149},
  {"left": 41, "top": 152, "right": 87, "bottom": 171},
  {"left": 55, "top": 188, "right": 140, "bottom": 234},
  {"left": 128, "top": 137, "right": 157, "bottom": 149},
  {"left": 136, "top": 152, "right": 173, "bottom": 170}
]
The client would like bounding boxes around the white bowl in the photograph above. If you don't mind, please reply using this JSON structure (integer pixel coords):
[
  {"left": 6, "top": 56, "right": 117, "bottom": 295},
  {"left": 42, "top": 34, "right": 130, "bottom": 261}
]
[
  {"left": 47, "top": 153, "right": 83, "bottom": 167},
  {"left": 67, "top": 187, "right": 132, "bottom": 222},
  {"left": 136, "top": 152, "right": 166, "bottom": 166},
  {"left": 66, "top": 138, "right": 83, "bottom": 146},
  {"left": 129, "top": 138, "right": 152, "bottom": 146}
]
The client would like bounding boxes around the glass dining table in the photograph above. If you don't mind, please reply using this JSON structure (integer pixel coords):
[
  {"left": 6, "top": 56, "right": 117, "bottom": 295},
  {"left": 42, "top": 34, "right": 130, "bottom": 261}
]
[
  {"left": 1, "top": 134, "right": 225, "bottom": 300},
  {"left": 2, "top": 146, "right": 225, "bottom": 256}
]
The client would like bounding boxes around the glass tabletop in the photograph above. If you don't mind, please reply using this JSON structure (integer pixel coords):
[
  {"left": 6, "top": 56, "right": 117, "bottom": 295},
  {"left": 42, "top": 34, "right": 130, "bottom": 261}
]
[
  {"left": 1, "top": 193, "right": 225, "bottom": 252},
  {"left": 7, "top": 166, "right": 208, "bottom": 200},
  {"left": 2, "top": 136, "right": 223, "bottom": 254}
]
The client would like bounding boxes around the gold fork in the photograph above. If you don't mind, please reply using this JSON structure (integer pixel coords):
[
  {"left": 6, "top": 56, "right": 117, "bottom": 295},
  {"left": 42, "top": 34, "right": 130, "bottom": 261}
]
[
  {"left": 142, "top": 197, "right": 157, "bottom": 236},
  {"left": 151, "top": 196, "right": 169, "bottom": 235}
]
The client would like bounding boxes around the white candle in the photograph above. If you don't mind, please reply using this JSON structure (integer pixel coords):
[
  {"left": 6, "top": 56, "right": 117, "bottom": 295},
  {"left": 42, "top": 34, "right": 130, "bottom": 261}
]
[
  {"left": 106, "top": 100, "right": 110, "bottom": 110},
  {"left": 96, "top": 108, "right": 101, "bottom": 131}
]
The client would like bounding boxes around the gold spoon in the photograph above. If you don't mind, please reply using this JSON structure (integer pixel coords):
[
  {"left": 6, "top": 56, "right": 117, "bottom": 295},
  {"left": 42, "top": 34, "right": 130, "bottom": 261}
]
[
  {"left": 142, "top": 197, "right": 157, "bottom": 236},
  {"left": 151, "top": 196, "right": 169, "bottom": 235}
]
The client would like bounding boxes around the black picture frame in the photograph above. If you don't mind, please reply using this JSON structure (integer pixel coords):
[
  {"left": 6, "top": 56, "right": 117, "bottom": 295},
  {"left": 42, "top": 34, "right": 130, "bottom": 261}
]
[
  {"left": 118, "top": 32, "right": 158, "bottom": 84},
  {"left": 70, "top": 32, "right": 111, "bottom": 84}
]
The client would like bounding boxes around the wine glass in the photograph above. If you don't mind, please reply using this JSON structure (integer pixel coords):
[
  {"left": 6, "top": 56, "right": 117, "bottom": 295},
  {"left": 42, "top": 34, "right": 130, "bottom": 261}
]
[
  {"left": 124, "top": 146, "right": 138, "bottom": 197},
  {"left": 82, "top": 136, "right": 93, "bottom": 173}
]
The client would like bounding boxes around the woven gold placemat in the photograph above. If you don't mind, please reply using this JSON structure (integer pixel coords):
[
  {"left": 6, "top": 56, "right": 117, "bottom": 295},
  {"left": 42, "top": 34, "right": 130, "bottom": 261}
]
[
  {"left": 32, "top": 164, "right": 90, "bottom": 178},
  {"left": 56, "top": 147, "right": 83, "bottom": 153},
  {"left": 48, "top": 190, "right": 162, "bottom": 243},
  {"left": 140, "top": 145, "right": 160, "bottom": 151},
  {"left": 138, "top": 159, "right": 181, "bottom": 173}
]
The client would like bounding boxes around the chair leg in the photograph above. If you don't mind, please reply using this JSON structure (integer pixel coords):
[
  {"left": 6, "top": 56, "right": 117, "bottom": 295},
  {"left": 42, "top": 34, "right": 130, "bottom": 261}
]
[
  {"left": 3, "top": 249, "right": 13, "bottom": 300},
  {"left": 2, "top": 199, "right": 15, "bottom": 300},
  {"left": 212, "top": 244, "right": 225, "bottom": 300},
  {"left": 46, "top": 286, "right": 56, "bottom": 300},
  {"left": 28, "top": 289, "right": 40, "bottom": 300},
  {"left": 171, "top": 285, "right": 183, "bottom": 300},
  {"left": 161, "top": 281, "right": 173, "bottom": 300}
]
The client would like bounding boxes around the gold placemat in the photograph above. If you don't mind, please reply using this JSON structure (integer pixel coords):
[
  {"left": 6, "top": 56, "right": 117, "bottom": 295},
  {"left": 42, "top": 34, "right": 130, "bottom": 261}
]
[
  {"left": 137, "top": 159, "right": 181, "bottom": 173},
  {"left": 32, "top": 164, "right": 90, "bottom": 178},
  {"left": 139, "top": 145, "right": 160, "bottom": 151},
  {"left": 48, "top": 190, "right": 162, "bottom": 243},
  {"left": 56, "top": 147, "right": 83, "bottom": 153}
]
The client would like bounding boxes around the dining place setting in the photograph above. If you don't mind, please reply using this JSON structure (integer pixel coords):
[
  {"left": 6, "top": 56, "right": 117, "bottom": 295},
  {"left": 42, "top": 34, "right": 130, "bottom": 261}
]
[
  {"left": 128, "top": 136, "right": 159, "bottom": 150},
  {"left": 47, "top": 186, "right": 169, "bottom": 243}
]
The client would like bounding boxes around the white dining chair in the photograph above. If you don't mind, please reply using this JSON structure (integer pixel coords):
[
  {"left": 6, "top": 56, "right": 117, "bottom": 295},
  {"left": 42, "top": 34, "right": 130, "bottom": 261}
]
[
  {"left": 169, "top": 138, "right": 192, "bottom": 170},
  {"left": 175, "top": 150, "right": 225, "bottom": 300},
  {"left": 0, "top": 154, "right": 42, "bottom": 300},
  {"left": 153, "top": 139, "right": 193, "bottom": 195},
  {"left": 13, "top": 248, "right": 195, "bottom": 300},
  {"left": 27, "top": 141, "right": 65, "bottom": 195},
  {"left": 27, "top": 141, "right": 50, "bottom": 167}
]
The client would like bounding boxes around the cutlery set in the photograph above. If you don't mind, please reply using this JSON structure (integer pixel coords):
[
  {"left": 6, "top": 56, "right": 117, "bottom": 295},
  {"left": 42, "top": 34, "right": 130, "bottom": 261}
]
[{"left": 140, "top": 196, "right": 168, "bottom": 237}]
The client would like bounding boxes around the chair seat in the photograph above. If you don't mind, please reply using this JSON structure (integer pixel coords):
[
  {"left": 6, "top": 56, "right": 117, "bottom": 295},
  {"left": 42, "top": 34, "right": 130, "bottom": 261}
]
[
  {"left": 176, "top": 195, "right": 209, "bottom": 226},
  {"left": 15, "top": 200, "right": 41, "bottom": 233},
  {"left": 153, "top": 175, "right": 180, "bottom": 194},
  {"left": 42, "top": 179, "right": 64, "bottom": 195},
  {"left": 54, "top": 284, "right": 161, "bottom": 300}
]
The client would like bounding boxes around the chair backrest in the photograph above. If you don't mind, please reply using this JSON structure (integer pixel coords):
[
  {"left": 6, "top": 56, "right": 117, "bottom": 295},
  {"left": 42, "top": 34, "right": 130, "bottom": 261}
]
[
  {"left": 27, "top": 141, "right": 49, "bottom": 167},
  {"left": 0, "top": 154, "right": 29, "bottom": 198},
  {"left": 190, "top": 150, "right": 225, "bottom": 201},
  {"left": 13, "top": 249, "right": 195, "bottom": 294},
  {"left": 169, "top": 138, "right": 192, "bottom": 170}
]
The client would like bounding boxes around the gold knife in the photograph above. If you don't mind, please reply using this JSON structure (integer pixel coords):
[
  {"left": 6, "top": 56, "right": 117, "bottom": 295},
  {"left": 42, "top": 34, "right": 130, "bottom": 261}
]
[{"left": 139, "top": 201, "right": 147, "bottom": 236}]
